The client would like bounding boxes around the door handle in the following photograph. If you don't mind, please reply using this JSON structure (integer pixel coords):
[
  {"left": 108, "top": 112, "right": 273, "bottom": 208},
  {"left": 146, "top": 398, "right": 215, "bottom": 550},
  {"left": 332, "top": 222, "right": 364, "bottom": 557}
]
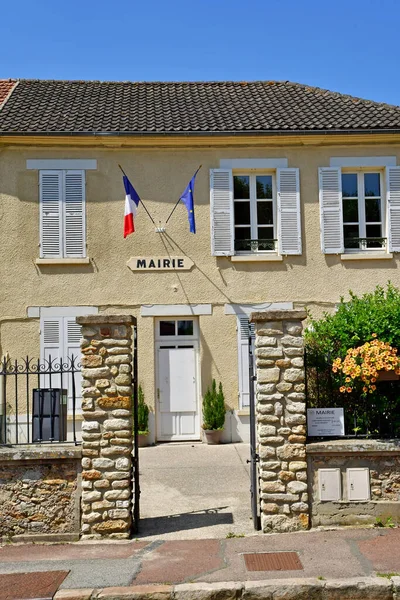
[{"left": 157, "top": 388, "right": 160, "bottom": 400}]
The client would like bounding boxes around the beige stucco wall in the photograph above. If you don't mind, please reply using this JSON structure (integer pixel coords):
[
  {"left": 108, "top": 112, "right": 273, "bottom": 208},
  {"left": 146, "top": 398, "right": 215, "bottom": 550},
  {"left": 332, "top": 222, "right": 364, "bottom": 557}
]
[{"left": 1, "top": 140, "right": 400, "bottom": 435}]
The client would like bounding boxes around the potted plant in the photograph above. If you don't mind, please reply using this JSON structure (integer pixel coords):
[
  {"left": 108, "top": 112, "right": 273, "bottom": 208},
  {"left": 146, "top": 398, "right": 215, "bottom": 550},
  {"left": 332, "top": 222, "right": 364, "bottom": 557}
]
[
  {"left": 135, "top": 384, "right": 150, "bottom": 447},
  {"left": 202, "top": 379, "right": 225, "bottom": 444}
]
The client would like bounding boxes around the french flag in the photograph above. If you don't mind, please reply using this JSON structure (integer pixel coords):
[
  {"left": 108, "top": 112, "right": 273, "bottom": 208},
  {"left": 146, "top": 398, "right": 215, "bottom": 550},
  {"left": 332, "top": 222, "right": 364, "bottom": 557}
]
[{"left": 123, "top": 175, "right": 141, "bottom": 238}]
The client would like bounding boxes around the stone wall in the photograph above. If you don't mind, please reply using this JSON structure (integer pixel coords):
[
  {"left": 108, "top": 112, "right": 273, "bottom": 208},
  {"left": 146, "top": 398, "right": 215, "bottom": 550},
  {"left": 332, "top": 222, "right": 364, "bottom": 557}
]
[
  {"left": 251, "top": 309, "right": 309, "bottom": 533},
  {"left": 76, "top": 315, "right": 135, "bottom": 539},
  {"left": 0, "top": 445, "right": 81, "bottom": 540},
  {"left": 308, "top": 439, "right": 400, "bottom": 527}
]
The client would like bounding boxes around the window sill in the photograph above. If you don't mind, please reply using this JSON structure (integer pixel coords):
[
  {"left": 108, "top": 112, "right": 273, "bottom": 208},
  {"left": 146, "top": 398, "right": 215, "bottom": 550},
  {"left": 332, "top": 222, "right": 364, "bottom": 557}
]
[
  {"left": 237, "top": 409, "right": 250, "bottom": 416},
  {"left": 36, "top": 258, "right": 91, "bottom": 265},
  {"left": 231, "top": 254, "right": 284, "bottom": 263},
  {"left": 340, "top": 252, "right": 393, "bottom": 261}
]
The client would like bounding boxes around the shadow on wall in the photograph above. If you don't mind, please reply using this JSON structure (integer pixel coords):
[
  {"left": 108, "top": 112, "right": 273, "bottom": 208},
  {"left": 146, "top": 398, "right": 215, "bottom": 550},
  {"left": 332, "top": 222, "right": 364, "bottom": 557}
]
[{"left": 137, "top": 507, "right": 233, "bottom": 536}]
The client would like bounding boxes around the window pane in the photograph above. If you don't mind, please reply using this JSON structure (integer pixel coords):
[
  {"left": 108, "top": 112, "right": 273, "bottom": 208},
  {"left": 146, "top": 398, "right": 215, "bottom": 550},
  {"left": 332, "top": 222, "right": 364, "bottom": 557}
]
[
  {"left": 235, "top": 227, "right": 251, "bottom": 251},
  {"left": 344, "top": 224, "right": 359, "bottom": 248},
  {"left": 256, "top": 176, "right": 273, "bottom": 199},
  {"left": 343, "top": 199, "right": 359, "bottom": 223},
  {"left": 364, "top": 173, "right": 380, "bottom": 197},
  {"left": 257, "top": 227, "right": 275, "bottom": 251},
  {"left": 234, "top": 201, "right": 250, "bottom": 225},
  {"left": 160, "top": 321, "right": 175, "bottom": 336},
  {"left": 234, "top": 176, "right": 250, "bottom": 199},
  {"left": 366, "top": 224, "right": 382, "bottom": 239},
  {"left": 365, "top": 198, "right": 381, "bottom": 222},
  {"left": 257, "top": 201, "right": 273, "bottom": 225},
  {"left": 177, "top": 320, "right": 194, "bottom": 336},
  {"left": 342, "top": 174, "right": 358, "bottom": 198}
]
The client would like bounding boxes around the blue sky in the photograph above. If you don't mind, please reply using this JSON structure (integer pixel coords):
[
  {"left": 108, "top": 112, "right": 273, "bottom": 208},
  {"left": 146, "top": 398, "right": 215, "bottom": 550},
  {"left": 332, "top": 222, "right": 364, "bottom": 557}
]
[{"left": 2, "top": 0, "right": 400, "bottom": 105}]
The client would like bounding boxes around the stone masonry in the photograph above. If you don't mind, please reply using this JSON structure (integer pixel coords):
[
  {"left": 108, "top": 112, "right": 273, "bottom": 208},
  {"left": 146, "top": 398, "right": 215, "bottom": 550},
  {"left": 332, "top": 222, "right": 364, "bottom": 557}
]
[
  {"left": 250, "top": 309, "right": 309, "bottom": 533},
  {"left": 76, "top": 315, "right": 135, "bottom": 539}
]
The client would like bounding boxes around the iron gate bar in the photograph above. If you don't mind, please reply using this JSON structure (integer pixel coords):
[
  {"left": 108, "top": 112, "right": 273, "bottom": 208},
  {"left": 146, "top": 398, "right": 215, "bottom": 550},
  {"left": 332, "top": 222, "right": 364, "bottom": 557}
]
[
  {"left": 248, "top": 326, "right": 261, "bottom": 531},
  {"left": 132, "top": 320, "right": 140, "bottom": 533}
]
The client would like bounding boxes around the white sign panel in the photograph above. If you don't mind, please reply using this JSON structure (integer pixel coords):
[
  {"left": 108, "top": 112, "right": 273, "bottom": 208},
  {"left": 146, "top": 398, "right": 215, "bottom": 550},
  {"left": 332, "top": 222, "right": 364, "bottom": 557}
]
[
  {"left": 307, "top": 408, "right": 345, "bottom": 437},
  {"left": 127, "top": 256, "right": 194, "bottom": 272}
]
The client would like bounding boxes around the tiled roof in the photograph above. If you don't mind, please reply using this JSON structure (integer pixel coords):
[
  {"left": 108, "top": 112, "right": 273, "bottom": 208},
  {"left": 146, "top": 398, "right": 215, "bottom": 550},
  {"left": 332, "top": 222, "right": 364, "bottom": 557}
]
[
  {"left": 1, "top": 79, "right": 400, "bottom": 134},
  {"left": 0, "top": 80, "right": 17, "bottom": 109}
]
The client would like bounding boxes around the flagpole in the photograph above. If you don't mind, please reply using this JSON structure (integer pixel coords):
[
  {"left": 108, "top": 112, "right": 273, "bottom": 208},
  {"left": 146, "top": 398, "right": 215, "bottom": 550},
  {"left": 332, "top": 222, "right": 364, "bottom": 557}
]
[
  {"left": 118, "top": 164, "right": 156, "bottom": 226},
  {"left": 165, "top": 165, "right": 202, "bottom": 225}
]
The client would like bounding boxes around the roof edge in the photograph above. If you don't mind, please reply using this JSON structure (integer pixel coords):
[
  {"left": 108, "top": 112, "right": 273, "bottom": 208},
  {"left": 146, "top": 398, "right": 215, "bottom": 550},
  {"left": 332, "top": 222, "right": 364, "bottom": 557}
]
[
  {"left": 0, "top": 80, "right": 19, "bottom": 110},
  {"left": 2, "top": 127, "right": 400, "bottom": 137}
]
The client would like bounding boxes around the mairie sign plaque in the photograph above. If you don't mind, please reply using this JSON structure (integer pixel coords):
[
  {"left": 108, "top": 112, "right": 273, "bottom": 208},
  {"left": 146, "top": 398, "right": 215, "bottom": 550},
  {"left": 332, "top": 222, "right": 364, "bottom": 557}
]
[
  {"left": 127, "top": 256, "right": 194, "bottom": 272},
  {"left": 307, "top": 407, "right": 345, "bottom": 437}
]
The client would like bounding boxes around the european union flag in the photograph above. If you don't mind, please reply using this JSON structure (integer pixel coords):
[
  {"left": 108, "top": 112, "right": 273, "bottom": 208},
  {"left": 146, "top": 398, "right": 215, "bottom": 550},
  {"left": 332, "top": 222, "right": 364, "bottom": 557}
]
[{"left": 180, "top": 168, "right": 200, "bottom": 234}]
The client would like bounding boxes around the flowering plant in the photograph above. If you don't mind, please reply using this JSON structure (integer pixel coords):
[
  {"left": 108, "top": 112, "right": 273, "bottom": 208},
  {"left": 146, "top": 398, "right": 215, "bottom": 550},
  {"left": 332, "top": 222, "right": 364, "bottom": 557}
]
[{"left": 332, "top": 335, "right": 400, "bottom": 394}]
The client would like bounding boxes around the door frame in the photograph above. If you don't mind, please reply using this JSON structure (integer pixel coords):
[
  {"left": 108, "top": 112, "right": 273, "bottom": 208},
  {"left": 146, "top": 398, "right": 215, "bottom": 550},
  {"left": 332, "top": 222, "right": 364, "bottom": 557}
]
[{"left": 154, "top": 317, "right": 201, "bottom": 442}]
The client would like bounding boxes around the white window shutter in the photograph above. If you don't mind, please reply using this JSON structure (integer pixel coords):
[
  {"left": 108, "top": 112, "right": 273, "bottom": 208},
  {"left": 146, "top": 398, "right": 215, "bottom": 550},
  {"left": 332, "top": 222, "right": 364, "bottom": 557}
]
[
  {"left": 64, "top": 317, "right": 82, "bottom": 412},
  {"left": 210, "top": 169, "right": 234, "bottom": 256},
  {"left": 277, "top": 168, "right": 302, "bottom": 255},
  {"left": 319, "top": 167, "right": 344, "bottom": 254},
  {"left": 40, "top": 317, "right": 62, "bottom": 389},
  {"left": 64, "top": 170, "right": 86, "bottom": 257},
  {"left": 387, "top": 167, "right": 400, "bottom": 252},
  {"left": 40, "top": 170, "right": 62, "bottom": 258},
  {"left": 237, "top": 316, "right": 255, "bottom": 409}
]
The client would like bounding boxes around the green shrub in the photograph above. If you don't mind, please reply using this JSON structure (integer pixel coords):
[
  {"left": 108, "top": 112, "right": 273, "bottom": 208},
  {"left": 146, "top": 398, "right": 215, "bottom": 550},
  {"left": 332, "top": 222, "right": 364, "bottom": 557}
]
[
  {"left": 305, "top": 283, "right": 400, "bottom": 437},
  {"left": 202, "top": 379, "right": 225, "bottom": 430},
  {"left": 305, "top": 283, "right": 400, "bottom": 358},
  {"left": 135, "top": 384, "right": 149, "bottom": 434}
]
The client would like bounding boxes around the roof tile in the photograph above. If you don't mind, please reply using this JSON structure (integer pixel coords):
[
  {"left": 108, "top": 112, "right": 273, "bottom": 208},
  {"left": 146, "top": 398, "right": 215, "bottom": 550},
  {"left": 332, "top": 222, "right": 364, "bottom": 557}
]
[{"left": 1, "top": 79, "right": 400, "bottom": 134}]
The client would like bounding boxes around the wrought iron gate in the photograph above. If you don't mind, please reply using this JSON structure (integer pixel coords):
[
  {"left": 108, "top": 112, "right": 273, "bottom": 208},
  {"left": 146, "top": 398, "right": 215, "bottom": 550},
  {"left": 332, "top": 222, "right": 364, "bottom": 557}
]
[{"left": 248, "top": 327, "right": 261, "bottom": 530}]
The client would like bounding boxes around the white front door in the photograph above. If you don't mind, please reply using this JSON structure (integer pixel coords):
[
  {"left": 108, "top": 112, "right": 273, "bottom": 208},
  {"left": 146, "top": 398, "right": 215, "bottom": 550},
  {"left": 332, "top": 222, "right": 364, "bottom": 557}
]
[{"left": 155, "top": 318, "right": 200, "bottom": 441}]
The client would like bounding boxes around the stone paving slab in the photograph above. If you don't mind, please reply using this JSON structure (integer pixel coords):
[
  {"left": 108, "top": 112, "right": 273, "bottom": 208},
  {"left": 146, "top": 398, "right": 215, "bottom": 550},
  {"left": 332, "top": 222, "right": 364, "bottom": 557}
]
[
  {"left": 133, "top": 540, "right": 223, "bottom": 585},
  {"left": 0, "top": 570, "right": 68, "bottom": 600},
  {"left": 0, "top": 542, "right": 149, "bottom": 562}
]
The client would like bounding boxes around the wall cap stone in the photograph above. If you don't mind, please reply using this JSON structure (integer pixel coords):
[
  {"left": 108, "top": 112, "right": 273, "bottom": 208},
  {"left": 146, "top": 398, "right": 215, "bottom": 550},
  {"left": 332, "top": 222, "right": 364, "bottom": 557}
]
[
  {"left": 77, "top": 315, "right": 137, "bottom": 325},
  {"left": 250, "top": 309, "right": 307, "bottom": 322},
  {"left": 0, "top": 444, "right": 82, "bottom": 462},
  {"left": 307, "top": 438, "right": 400, "bottom": 455}
]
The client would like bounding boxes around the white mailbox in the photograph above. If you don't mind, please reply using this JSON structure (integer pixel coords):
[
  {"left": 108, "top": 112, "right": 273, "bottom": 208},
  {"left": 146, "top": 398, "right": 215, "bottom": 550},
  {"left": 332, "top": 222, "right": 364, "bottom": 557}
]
[
  {"left": 347, "top": 468, "right": 370, "bottom": 501},
  {"left": 318, "top": 468, "right": 341, "bottom": 501}
]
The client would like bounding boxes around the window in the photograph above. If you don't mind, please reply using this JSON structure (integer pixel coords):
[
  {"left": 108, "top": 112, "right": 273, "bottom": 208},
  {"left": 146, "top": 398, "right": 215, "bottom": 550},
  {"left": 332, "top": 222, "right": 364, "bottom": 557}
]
[
  {"left": 319, "top": 165, "right": 400, "bottom": 255},
  {"left": 210, "top": 167, "right": 301, "bottom": 257},
  {"left": 40, "top": 315, "right": 82, "bottom": 413},
  {"left": 342, "top": 172, "right": 385, "bottom": 251},
  {"left": 40, "top": 170, "right": 86, "bottom": 258},
  {"left": 159, "top": 319, "right": 195, "bottom": 337},
  {"left": 233, "top": 173, "right": 276, "bottom": 253}
]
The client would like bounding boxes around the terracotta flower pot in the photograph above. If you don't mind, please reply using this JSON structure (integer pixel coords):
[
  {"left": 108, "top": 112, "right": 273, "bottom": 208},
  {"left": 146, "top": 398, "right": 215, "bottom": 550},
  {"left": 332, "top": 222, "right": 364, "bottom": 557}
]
[
  {"left": 138, "top": 432, "right": 149, "bottom": 447},
  {"left": 203, "top": 429, "right": 222, "bottom": 445},
  {"left": 376, "top": 370, "right": 400, "bottom": 381}
]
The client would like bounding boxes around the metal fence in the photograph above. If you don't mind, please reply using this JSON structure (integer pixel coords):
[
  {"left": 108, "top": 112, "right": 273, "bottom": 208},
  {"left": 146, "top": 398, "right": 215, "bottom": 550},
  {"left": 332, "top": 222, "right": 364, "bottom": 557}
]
[
  {"left": 0, "top": 355, "right": 81, "bottom": 446},
  {"left": 305, "top": 349, "right": 400, "bottom": 439}
]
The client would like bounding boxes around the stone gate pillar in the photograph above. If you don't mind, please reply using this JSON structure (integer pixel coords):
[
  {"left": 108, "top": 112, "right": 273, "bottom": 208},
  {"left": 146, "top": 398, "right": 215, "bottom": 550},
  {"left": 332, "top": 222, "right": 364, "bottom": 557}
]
[
  {"left": 250, "top": 309, "right": 309, "bottom": 533},
  {"left": 76, "top": 315, "right": 135, "bottom": 539}
]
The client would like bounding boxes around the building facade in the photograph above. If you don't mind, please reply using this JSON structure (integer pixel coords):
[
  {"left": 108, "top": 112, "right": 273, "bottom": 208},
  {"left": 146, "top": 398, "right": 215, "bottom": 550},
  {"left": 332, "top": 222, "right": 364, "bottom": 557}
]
[{"left": 1, "top": 79, "right": 400, "bottom": 444}]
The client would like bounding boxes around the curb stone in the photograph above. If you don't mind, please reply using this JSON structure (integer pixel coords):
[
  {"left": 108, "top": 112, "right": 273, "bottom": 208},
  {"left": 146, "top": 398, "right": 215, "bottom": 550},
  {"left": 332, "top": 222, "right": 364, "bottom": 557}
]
[{"left": 53, "top": 577, "right": 396, "bottom": 600}]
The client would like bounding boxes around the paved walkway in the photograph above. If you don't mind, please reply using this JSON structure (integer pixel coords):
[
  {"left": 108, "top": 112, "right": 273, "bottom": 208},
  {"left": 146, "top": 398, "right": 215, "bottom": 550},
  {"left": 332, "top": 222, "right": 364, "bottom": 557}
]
[
  {"left": 137, "top": 442, "right": 256, "bottom": 540},
  {"left": 0, "top": 528, "right": 400, "bottom": 597}
]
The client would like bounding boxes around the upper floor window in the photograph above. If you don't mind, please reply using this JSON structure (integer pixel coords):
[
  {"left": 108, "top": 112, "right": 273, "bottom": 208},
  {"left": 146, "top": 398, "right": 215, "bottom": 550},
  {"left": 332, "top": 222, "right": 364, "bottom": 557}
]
[
  {"left": 233, "top": 174, "right": 276, "bottom": 253},
  {"left": 40, "top": 170, "right": 86, "bottom": 258},
  {"left": 342, "top": 172, "right": 385, "bottom": 252},
  {"left": 210, "top": 167, "right": 301, "bottom": 257},
  {"left": 319, "top": 165, "right": 400, "bottom": 255}
]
